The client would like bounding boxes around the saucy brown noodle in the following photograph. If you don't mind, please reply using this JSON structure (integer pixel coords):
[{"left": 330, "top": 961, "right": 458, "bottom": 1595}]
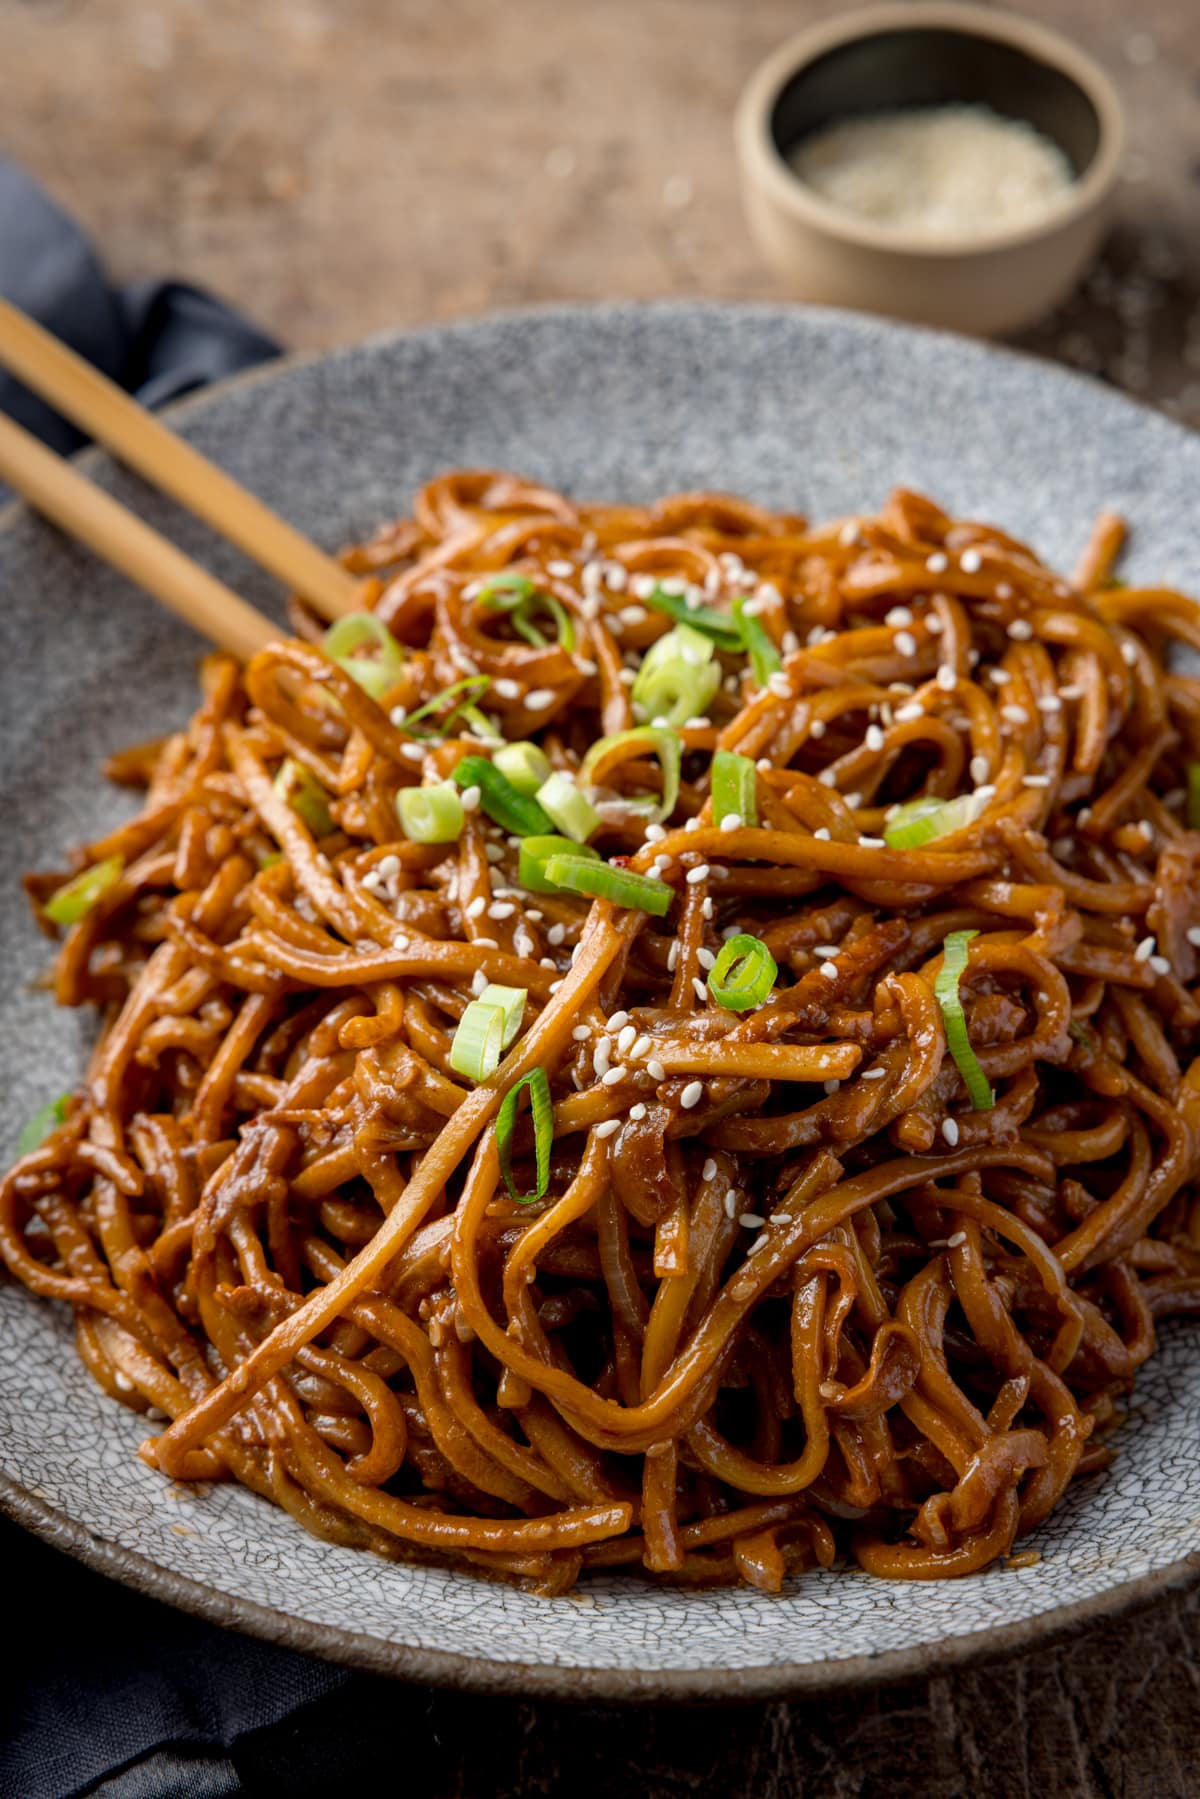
[{"left": 6, "top": 472, "right": 1200, "bottom": 1595}]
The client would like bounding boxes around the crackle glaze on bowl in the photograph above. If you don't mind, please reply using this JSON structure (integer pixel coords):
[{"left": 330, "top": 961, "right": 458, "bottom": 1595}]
[{"left": 2, "top": 304, "right": 1199, "bottom": 1699}]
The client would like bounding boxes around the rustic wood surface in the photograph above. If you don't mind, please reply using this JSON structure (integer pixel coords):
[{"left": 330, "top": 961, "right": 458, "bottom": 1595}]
[{"left": 2, "top": 2, "right": 1199, "bottom": 1794}]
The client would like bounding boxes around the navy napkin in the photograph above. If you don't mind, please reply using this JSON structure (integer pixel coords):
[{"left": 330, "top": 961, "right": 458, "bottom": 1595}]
[{"left": 0, "top": 162, "right": 351, "bottom": 1798}]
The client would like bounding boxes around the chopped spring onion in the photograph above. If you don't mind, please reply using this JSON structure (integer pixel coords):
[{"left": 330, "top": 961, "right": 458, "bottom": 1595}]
[
  {"left": 579, "top": 726, "right": 681, "bottom": 826},
  {"left": 17, "top": 1092, "right": 70, "bottom": 1157},
  {"left": 535, "top": 770, "right": 601, "bottom": 843},
  {"left": 711, "top": 749, "right": 758, "bottom": 828},
  {"left": 519, "top": 834, "right": 602, "bottom": 893},
  {"left": 732, "top": 595, "right": 782, "bottom": 687},
  {"left": 632, "top": 634, "right": 721, "bottom": 729},
  {"left": 543, "top": 853, "right": 674, "bottom": 916},
  {"left": 450, "top": 999, "right": 507, "bottom": 1081},
  {"left": 496, "top": 1066, "right": 554, "bottom": 1204},
  {"left": 494, "top": 741, "right": 553, "bottom": 796},
  {"left": 640, "top": 621, "right": 715, "bottom": 675},
  {"left": 1188, "top": 765, "right": 1200, "bottom": 830},
  {"left": 883, "top": 793, "right": 982, "bottom": 850},
  {"left": 401, "top": 675, "right": 493, "bottom": 737},
  {"left": 643, "top": 584, "right": 743, "bottom": 652},
  {"left": 478, "top": 572, "right": 576, "bottom": 651},
  {"left": 477, "top": 983, "right": 527, "bottom": 1048},
  {"left": 452, "top": 756, "right": 553, "bottom": 837},
  {"left": 707, "top": 933, "right": 777, "bottom": 1011},
  {"left": 934, "top": 929, "right": 994, "bottom": 1111},
  {"left": 396, "top": 781, "right": 465, "bottom": 843},
  {"left": 322, "top": 612, "right": 405, "bottom": 701},
  {"left": 273, "top": 759, "right": 334, "bottom": 837},
  {"left": 44, "top": 855, "right": 125, "bottom": 927}
]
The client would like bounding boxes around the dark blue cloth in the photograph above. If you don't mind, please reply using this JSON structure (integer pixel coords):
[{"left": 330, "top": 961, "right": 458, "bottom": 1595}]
[{"left": 0, "top": 163, "right": 351, "bottom": 1798}]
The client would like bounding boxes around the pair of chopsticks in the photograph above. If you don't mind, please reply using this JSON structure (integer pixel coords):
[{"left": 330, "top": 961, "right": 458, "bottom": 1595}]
[{"left": 0, "top": 297, "right": 363, "bottom": 659}]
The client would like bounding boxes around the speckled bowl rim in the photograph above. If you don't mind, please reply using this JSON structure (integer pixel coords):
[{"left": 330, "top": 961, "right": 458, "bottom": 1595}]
[
  {"left": 0, "top": 300, "right": 1197, "bottom": 1704},
  {"left": 734, "top": 2, "right": 1126, "bottom": 260}
]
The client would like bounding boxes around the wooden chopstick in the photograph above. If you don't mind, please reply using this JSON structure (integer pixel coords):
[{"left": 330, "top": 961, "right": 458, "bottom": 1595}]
[
  {"left": 0, "top": 297, "right": 361, "bottom": 624},
  {"left": 0, "top": 407, "right": 277, "bottom": 662}
]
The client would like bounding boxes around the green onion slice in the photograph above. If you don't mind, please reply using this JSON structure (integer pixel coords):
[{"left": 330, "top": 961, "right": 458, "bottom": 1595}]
[
  {"left": 640, "top": 622, "right": 715, "bottom": 676},
  {"left": 400, "top": 675, "right": 492, "bottom": 738},
  {"left": 543, "top": 853, "right": 674, "bottom": 916},
  {"left": 642, "top": 584, "right": 743, "bottom": 651},
  {"left": 934, "top": 929, "right": 994, "bottom": 1111},
  {"left": 496, "top": 1066, "right": 555, "bottom": 1204},
  {"left": 477, "top": 572, "right": 576, "bottom": 651},
  {"left": 477, "top": 983, "right": 527, "bottom": 1048},
  {"left": 450, "top": 999, "right": 507, "bottom": 1081},
  {"left": 493, "top": 741, "right": 553, "bottom": 796},
  {"left": 883, "top": 793, "right": 982, "bottom": 850},
  {"left": 535, "top": 770, "right": 601, "bottom": 843},
  {"left": 731, "top": 595, "right": 782, "bottom": 687},
  {"left": 707, "top": 933, "right": 777, "bottom": 1011},
  {"left": 579, "top": 727, "right": 681, "bottom": 826},
  {"left": 1187, "top": 765, "right": 1200, "bottom": 831},
  {"left": 711, "top": 749, "right": 758, "bottom": 828},
  {"left": 17, "top": 1092, "right": 70, "bottom": 1157},
  {"left": 322, "top": 612, "right": 405, "bottom": 701},
  {"left": 273, "top": 759, "right": 334, "bottom": 837},
  {"left": 519, "top": 835, "right": 602, "bottom": 893},
  {"left": 452, "top": 757, "right": 553, "bottom": 837},
  {"left": 396, "top": 781, "right": 465, "bottom": 843},
  {"left": 632, "top": 647, "right": 720, "bottom": 730},
  {"left": 44, "top": 855, "right": 125, "bottom": 927}
]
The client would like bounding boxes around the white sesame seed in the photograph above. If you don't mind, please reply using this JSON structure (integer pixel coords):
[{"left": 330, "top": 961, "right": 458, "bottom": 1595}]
[
  {"left": 666, "top": 942, "right": 680, "bottom": 972},
  {"left": 604, "top": 565, "right": 628, "bottom": 593},
  {"left": 631, "top": 1034, "right": 653, "bottom": 1058},
  {"left": 494, "top": 678, "right": 521, "bottom": 700},
  {"left": 859, "top": 835, "right": 886, "bottom": 848},
  {"left": 400, "top": 743, "right": 426, "bottom": 764},
  {"left": 1001, "top": 705, "right": 1030, "bottom": 725},
  {"left": 1058, "top": 684, "right": 1083, "bottom": 701},
  {"left": 686, "top": 864, "right": 711, "bottom": 884},
  {"left": 1150, "top": 955, "right": 1171, "bottom": 976},
  {"left": 990, "top": 668, "right": 1011, "bottom": 686},
  {"left": 1077, "top": 807, "right": 1092, "bottom": 826},
  {"left": 809, "top": 719, "right": 827, "bottom": 739},
  {"left": 885, "top": 606, "right": 913, "bottom": 628},
  {"left": 838, "top": 521, "right": 861, "bottom": 547},
  {"left": 1022, "top": 775, "right": 1051, "bottom": 788},
  {"left": 960, "top": 549, "right": 983, "bottom": 574},
  {"left": 595, "top": 1118, "right": 620, "bottom": 1139},
  {"left": 813, "top": 944, "right": 840, "bottom": 957},
  {"left": 724, "top": 1191, "right": 738, "bottom": 1218},
  {"left": 702, "top": 1157, "right": 718, "bottom": 1180},
  {"left": 683, "top": 716, "right": 711, "bottom": 731},
  {"left": 631, "top": 573, "right": 656, "bottom": 600},
  {"left": 1187, "top": 927, "right": 1200, "bottom": 947},
  {"left": 860, "top": 1067, "right": 886, "bottom": 1080},
  {"left": 942, "top": 1117, "right": 960, "bottom": 1146},
  {"left": 947, "top": 1230, "right": 967, "bottom": 1249},
  {"left": 680, "top": 1081, "right": 704, "bottom": 1109},
  {"left": 1134, "top": 936, "right": 1155, "bottom": 962},
  {"left": 593, "top": 1038, "right": 612, "bottom": 1076},
  {"left": 865, "top": 724, "right": 884, "bottom": 751},
  {"left": 936, "top": 665, "right": 957, "bottom": 692},
  {"left": 701, "top": 897, "right": 714, "bottom": 919},
  {"left": 629, "top": 1102, "right": 648, "bottom": 1121},
  {"left": 644, "top": 822, "right": 666, "bottom": 843},
  {"left": 739, "top": 1213, "right": 766, "bottom": 1229},
  {"left": 969, "top": 755, "right": 990, "bottom": 783},
  {"left": 475, "top": 937, "right": 499, "bottom": 950},
  {"left": 524, "top": 688, "right": 556, "bottom": 711},
  {"left": 647, "top": 1059, "right": 666, "bottom": 1082},
  {"left": 996, "top": 583, "right": 1014, "bottom": 600},
  {"left": 767, "top": 671, "right": 792, "bottom": 698},
  {"left": 720, "top": 812, "right": 742, "bottom": 832},
  {"left": 894, "top": 702, "right": 925, "bottom": 723},
  {"left": 485, "top": 842, "right": 505, "bottom": 863},
  {"left": 547, "top": 922, "right": 566, "bottom": 946},
  {"left": 389, "top": 705, "right": 408, "bottom": 725},
  {"left": 547, "top": 559, "right": 574, "bottom": 578},
  {"left": 814, "top": 825, "right": 831, "bottom": 841},
  {"left": 539, "top": 956, "right": 558, "bottom": 971},
  {"left": 466, "top": 895, "right": 487, "bottom": 919},
  {"left": 1120, "top": 641, "right": 1139, "bottom": 667},
  {"left": 692, "top": 976, "right": 708, "bottom": 1003},
  {"left": 1007, "top": 619, "right": 1033, "bottom": 641},
  {"left": 378, "top": 854, "right": 401, "bottom": 880},
  {"left": 820, "top": 959, "right": 839, "bottom": 979},
  {"left": 817, "top": 769, "right": 836, "bottom": 788},
  {"left": 823, "top": 1078, "right": 840, "bottom": 1096},
  {"left": 684, "top": 817, "right": 702, "bottom": 832},
  {"left": 572, "top": 1025, "right": 591, "bottom": 1041},
  {"left": 894, "top": 631, "right": 918, "bottom": 658},
  {"left": 607, "top": 1011, "right": 630, "bottom": 1030},
  {"left": 601, "top": 1065, "right": 627, "bottom": 1087},
  {"left": 926, "top": 613, "right": 944, "bottom": 635},
  {"left": 617, "top": 1024, "right": 637, "bottom": 1055},
  {"left": 973, "top": 784, "right": 996, "bottom": 803},
  {"left": 619, "top": 604, "right": 647, "bottom": 626},
  {"left": 471, "top": 969, "right": 489, "bottom": 997},
  {"left": 926, "top": 551, "right": 949, "bottom": 574},
  {"left": 392, "top": 932, "right": 410, "bottom": 950},
  {"left": 1036, "top": 694, "right": 1062, "bottom": 714},
  {"left": 696, "top": 948, "right": 716, "bottom": 971},
  {"left": 782, "top": 630, "right": 800, "bottom": 653},
  {"left": 461, "top": 785, "right": 482, "bottom": 811},
  {"left": 488, "top": 901, "right": 516, "bottom": 920}
]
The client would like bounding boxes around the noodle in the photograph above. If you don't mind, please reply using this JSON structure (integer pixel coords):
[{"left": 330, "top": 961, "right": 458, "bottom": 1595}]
[{"left": 5, "top": 471, "right": 1200, "bottom": 1595}]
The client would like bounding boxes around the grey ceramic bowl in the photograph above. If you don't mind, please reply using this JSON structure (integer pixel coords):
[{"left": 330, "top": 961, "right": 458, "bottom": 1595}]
[{"left": 2, "top": 303, "right": 1199, "bottom": 1701}]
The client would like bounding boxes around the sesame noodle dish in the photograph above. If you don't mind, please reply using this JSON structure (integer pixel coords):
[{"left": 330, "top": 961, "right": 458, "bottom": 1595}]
[{"left": 7, "top": 469, "right": 1200, "bottom": 1598}]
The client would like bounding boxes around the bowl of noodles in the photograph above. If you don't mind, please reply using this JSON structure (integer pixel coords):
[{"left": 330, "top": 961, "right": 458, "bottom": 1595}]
[{"left": 1, "top": 302, "right": 1199, "bottom": 1698}]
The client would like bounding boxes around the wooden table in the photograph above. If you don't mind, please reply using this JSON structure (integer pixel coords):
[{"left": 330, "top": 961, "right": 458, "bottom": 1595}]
[{"left": 2, "top": 2, "right": 1199, "bottom": 1792}]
